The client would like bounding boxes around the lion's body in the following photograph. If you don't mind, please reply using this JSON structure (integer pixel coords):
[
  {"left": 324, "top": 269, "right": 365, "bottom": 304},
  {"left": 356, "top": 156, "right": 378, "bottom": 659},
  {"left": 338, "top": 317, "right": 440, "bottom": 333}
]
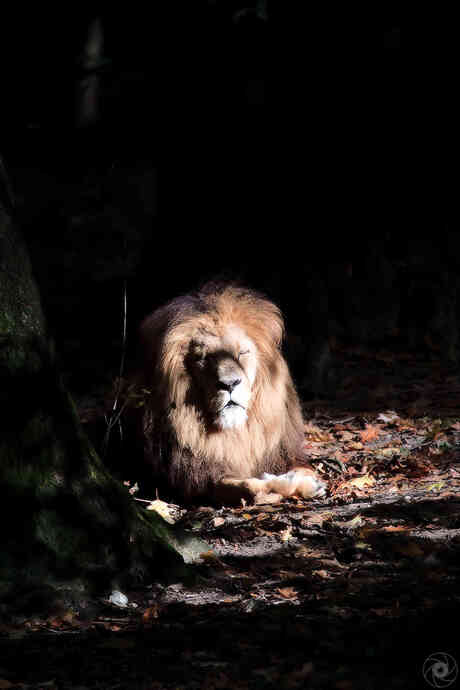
[{"left": 139, "top": 283, "right": 324, "bottom": 504}]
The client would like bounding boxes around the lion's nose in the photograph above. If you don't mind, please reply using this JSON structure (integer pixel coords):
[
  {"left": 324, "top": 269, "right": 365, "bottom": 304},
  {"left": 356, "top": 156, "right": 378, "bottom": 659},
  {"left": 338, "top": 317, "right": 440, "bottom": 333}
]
[{"left": 217, "top": 378, "right": 242, "bottom": 393}]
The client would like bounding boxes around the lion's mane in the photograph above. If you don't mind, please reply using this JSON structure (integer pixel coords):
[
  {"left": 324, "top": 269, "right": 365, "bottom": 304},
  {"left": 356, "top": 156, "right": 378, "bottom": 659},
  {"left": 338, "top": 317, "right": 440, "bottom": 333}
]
[{"left": 138, "top": 283, "right": 306, "bottom": 501}]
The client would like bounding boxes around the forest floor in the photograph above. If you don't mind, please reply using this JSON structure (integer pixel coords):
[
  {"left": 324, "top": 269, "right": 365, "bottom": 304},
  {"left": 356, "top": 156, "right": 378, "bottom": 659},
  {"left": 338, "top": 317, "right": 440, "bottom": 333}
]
[{"left": 1, "top": 346, "right": 460, "bottom": 689}]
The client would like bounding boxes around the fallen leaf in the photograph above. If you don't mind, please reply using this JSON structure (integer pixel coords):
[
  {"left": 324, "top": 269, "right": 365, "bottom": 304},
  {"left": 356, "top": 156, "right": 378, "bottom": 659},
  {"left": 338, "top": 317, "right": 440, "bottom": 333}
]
[
  {"left": 360, "top": 424, "right": 380, "bottom": 443},
  {"left": 213, "top": 517, "right": 225, "bottom": 527},
  {"left": 426, "top": 482, "right": 445, "bottom": 492},
  {"left": 348, "top": 441, "right": 364, "bottom": 450},
  {"left": 143, "top": 605, "right": 160, "bottom": 621},
  {"left": 380, "top": 447, "right": 401, "bottom": 457},
  {"left": 199, "top": 550, "right": 220, "bottom": 562},
  {"left": 280, "top": 526, "right": 293, "bottom": 542},
  {"left": 377, "top": 411, "right": 399, "bottom": 424},
  {"left": 348, "top": 474, "right": 375, "bottom": 489},
  {"left": 276, "top": 587, "right": 298, "bottom": 599},
  {"left": 147, "top": 499, "right": 176, "bottom": 524},
  {"left": 294, "top": 545, "right": 316, "bottom": 558},
  {"left": 304, "top": 512, "right": 331, "bottom": 528},
  {"left": 338, "top": 431, "right": 355, "bottom": 442},
  {"left": 279, "top": 570, "right": 300, "bottom": 579},
  {"left": 304, "top": 423, "right": 332, "bottom": 442},
  {"left": 47, "top": 611, "right": 78, "bottom": 629},
  {"left": 256, "top": 513, "right": 269, "bottom": 522},
  {"left": 354, "top": 541, "right": 373, "bottom": 551},
  {"left": 333, "top": 450, "right": 349, "bottom": 464},
  {"left": 340, "top": 515, "right": 364, "bottom": 530}
]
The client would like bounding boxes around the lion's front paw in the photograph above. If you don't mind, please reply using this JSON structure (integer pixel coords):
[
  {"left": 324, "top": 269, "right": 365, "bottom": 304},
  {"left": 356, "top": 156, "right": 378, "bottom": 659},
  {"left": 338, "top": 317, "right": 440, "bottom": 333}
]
[
  {"left": 213, "top": 476, "right": 267, "bottom": 505},
  {"left": 261, "top": 468, "right": 326, "bottom": 499},
  {"left": 297, "top": 473, "right": 326, "bottom": 499}
]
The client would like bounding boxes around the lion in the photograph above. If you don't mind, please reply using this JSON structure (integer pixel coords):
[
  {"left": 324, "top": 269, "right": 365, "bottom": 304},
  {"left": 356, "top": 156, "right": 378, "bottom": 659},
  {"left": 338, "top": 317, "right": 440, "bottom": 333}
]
[{"left": 138, "top": 283, "right": 326, "bottom": 505}]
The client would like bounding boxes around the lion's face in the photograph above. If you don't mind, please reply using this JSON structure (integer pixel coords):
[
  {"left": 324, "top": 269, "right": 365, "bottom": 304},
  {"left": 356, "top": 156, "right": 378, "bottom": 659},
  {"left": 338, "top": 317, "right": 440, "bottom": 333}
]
[{"left": 186, "top": 324, "right": 257, "bottom": 430}]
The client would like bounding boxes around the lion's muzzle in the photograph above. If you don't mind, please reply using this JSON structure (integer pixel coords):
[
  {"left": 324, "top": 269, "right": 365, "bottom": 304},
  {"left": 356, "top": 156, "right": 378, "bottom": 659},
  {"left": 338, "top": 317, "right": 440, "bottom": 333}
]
[{"left": 212, "top": 357, "right": 251, "bottom": 429}]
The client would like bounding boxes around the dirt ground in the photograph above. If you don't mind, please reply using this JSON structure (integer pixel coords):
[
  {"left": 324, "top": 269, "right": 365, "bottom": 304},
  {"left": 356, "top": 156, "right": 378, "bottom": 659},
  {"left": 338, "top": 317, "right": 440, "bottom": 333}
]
[{"left": 1, "top": 348, "right": 460, "bottom": 689}]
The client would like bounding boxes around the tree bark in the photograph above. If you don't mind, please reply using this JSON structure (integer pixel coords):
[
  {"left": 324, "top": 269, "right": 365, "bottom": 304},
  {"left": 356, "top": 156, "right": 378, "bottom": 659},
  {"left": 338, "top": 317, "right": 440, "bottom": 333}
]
[{"left": 0, "top": 202, "right": 202, "bottom": 612}]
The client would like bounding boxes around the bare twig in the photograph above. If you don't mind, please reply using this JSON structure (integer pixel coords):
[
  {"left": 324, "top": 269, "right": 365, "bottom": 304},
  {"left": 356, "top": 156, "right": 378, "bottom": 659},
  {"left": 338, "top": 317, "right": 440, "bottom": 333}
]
[{"left": 103, "top": 279, "right": 128, "bottom": 457}]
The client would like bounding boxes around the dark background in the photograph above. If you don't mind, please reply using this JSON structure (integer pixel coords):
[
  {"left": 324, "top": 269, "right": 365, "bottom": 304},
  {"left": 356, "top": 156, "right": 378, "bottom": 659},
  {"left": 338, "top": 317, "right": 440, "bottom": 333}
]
[{"left": 5, "top": 6, "right": 447, "bottom": 406}]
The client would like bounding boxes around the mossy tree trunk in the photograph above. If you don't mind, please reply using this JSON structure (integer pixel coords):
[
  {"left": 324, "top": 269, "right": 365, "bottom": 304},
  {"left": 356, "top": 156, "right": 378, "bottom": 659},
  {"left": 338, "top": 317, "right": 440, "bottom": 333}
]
[{"left": 0, "top": 202, "right": 196, "bottom": 611}]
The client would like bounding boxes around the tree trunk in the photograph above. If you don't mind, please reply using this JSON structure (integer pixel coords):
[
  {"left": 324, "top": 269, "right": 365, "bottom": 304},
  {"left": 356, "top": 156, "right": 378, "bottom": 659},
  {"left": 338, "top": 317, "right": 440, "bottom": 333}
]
[{"left": 0, "top": 202, "right": 203, "bottom": 612}]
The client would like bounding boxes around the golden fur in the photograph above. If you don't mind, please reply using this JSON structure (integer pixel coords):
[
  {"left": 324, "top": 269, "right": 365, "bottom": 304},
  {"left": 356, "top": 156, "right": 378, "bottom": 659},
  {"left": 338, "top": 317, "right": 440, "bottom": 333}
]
[{"left": 139, "top": 283, "right": 324, "bottom": 504}]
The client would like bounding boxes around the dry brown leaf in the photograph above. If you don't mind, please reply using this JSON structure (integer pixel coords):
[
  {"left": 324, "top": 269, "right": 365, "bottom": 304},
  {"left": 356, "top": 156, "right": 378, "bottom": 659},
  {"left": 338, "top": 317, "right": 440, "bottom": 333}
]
[
  {"left": 378, "top": 411, "right": 399, "bottom": 424},
  {"left": 276, "top": 587, "right": 298, "bottom": 599},
  {"left": 294, "top": 545, "right": 316, "bottom": 558},
  {"left": 47, "top": 611, "right": 78, "bottom": 629},
  {"left": 379, "top": 447, "right": 400, "bottom": 457},
  {"left": 199, "top": 550, "right": 220, "bottom": 562},
  {"left": 348, "top": 441, "right": 364, "bottom": 450},
  {"left": 360, "top": 424, "right": 380, "bottom": 443},
  {"left": 143, "top": 605, "right": 160, "bottom": 621},
  {"left": 279, "top": 570, "right": 300, "bottom": 579},
  {"left": 304, "top": 512, "right": 331, "bottom": 528},
  {"left": 146, "top": 499, "right": 176, "bottom": 524},
  {"left": 280, "top": 527, "right": 293, "bottom": 542},
  {"left": 360, "top": 526, "right": 409, "bottom": 539},
  {"left": 305, "top": 446, "right": 330, "bottom": 457},
  {"left": 348, "top": 474, "right": 375, "bottom": 489},
  {"left": 338, "top": 431, "right": 355, "bottom": 442},
  {"left": 340, "top": 515, "right": 365, "bottom": 530},
  {"left": 333, "top": 450, "right": 349, "bottom": 464},
  {"left": 304, "top": 423, "right": 332, "bottom": 442}
]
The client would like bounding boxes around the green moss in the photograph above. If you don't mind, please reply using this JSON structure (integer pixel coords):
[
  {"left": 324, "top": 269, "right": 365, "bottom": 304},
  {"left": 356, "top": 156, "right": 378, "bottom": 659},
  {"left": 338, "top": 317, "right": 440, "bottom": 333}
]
[
  {"left": 0, "top": 212, "right": 196, "bottom": 607},
  {"left": 35, "top": 510, "right": 90, "bottom": 561},
  {"left": 0, "top": 337, "right": 44, "bottom": 374}
]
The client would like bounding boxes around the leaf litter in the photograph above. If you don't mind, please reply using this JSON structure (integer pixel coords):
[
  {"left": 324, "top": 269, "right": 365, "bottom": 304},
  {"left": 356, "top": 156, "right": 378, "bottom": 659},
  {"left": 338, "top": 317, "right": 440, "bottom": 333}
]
[{"left": 2, "top": 350, "right": 460, "bottom": 688}]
